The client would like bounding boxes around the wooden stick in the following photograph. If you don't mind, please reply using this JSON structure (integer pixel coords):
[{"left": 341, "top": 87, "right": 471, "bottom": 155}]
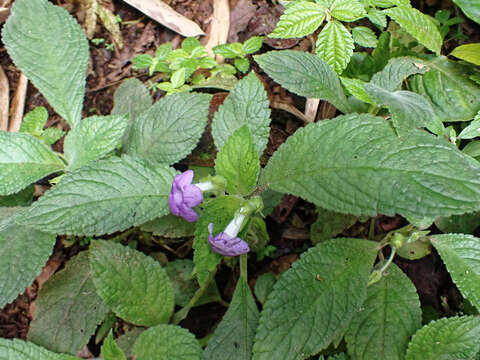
[
  {"left": 0, "top": 65, "right": 9, "bottom": 131},
  {"left": 304, "top": 98, "right": 320, "bottom": 123},
  {"left": 205, "top": 0, "right": 230, "bottom": 58},
  {"left": 8, "top": 72, "right": 28, "bottom": 132}
]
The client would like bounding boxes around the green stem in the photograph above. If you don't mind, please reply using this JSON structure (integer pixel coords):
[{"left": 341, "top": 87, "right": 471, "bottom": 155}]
[
  {"left": 379, "top": 247, "right": 396, "bottom": 274},
  {"left": 240, "top": 253, "right": 248, "bottom": 281}
]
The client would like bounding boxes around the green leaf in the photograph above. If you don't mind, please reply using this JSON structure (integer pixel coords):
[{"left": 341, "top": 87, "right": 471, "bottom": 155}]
[
  {"left": 116, "top": 328, "right": 144, "bottom": 359},
  {"left": 132, "top": 54, "right": 153, "bottom": 69},
  {"left": 20, "top": 107, "right": 48, "bottom": 137},
  {"left": 182, "top": 37, "right": 202, "bottom": 53},
  {"left": 41, "top": 128, "right": 65, "bottom": 146},
  {"left": 330, "top": 0, "right": 366, "bottom": 22},
  {"left": 214, "top": 44, "right": 241, "bottom": 58},
  {"left": 408, "top": 56, "right": 480, "bottom": 122},
  {"left": 260, "top": 113, "right": 480, "bottom": 219},
  {"left": 2, "top": 0, "right": 88, "bottom": 127},
  {"left": 269, "top": 1, "right": 326, "bottom": 38},
  {"left": 0, "top": 132, "right": 65, "bottom": 196},
  {"left": 27, "top": 252, "right": 107, "bottom": 355},
  {"left": 171, "top": 68, "right": 186, "bottom": 88},
  {"left": 451, "top": 0, "right": 480, "bottom": 24},
  {"left": 370, "top": 56, "right": 427, "bottom": 91},
  {"left": 431, "top": 234, "right": 480, "bottom": 311},
  {"left": 315, "top": 20, "right": 354, "bottom": 74},
  {"left": 19, "top": 156, "right": 175, "bottom": 236},
  {"left": 133, "top": 325, "right": 202, "bottom": 360},
  {"left": 352, "top": 26, "right": 378, "bottom": 47},
  {"left": 459, "top": 120, "right": 480, "bottom": 140},
  {"left": 0, "top": 338, "right": 79, "bottom": 360},
  {"left": 194, "top": 196, "right": 245, "bottom": 284},
  {"left": 101, "top": 332, "right": 126, "bottom": 360},
  {"left": 435, "top": 213, "right": 480, "bottom": 234},
  {"left": 242, "top": 36, "right": 263, "bottom": 54},
  {"left": 368, "top": 8, "right": 387, "bottom": 28},
  {"left": 451, "top": 43, "right": 480, "bottom": 66},
  {"left": 234, "top": 58, "right": 250, "bottom": 73},
  {"left": 0, "top": 185, "right": 34, "bottom": 207},
  {"left": 126, "top": 92, "right": 211, "bottom": 165},
  {"left": 215, "top": 126, "right": 259, "bottom": 195},
  {"left": 310, "top": 208, "right": 357, "bottom": 244},
  {"left": 254, "top": 51, "right": 350, "bottom": 113},
  {"left": 0, "top": 215, "right": 56, "bottom": 308},
  {"left": 203, "top": 276, "right": 259, "bottom": 360},
  {"left": 383, "top": 6, "right": 442, "bottom": 54},
  {"left": 463, "top": 141, "right": 480, "bottom": 158},
  {"left": 212, "top": 72, "right": 271, "bottom": 155},
  {"left": 64, "top": 115, "right": 128, "bottom": 171},
  {"left": 345, "top": 263, "right": 422, "bottom": 360},
  {"left": 252, "top": 238, "right": 378, "bottom": 360},
  {"left": 140, "top": 214, "right": 195, "bottom": 238},
  {"left": 340, "top": 76, "right": 373, "bottom": 103},
  {"left": 253, "top": 272, "right": 276, "bottom": 305},
  {"left": 405, "top": 316, "right": 480, "bottom": 360},
  {"left": 89, "top": 240, "right": 174, "bottom": 326}
]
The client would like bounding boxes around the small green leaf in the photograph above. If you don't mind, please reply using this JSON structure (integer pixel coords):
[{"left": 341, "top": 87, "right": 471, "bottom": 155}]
[
  {"left": 253, "top": 273, "right": 277, "bottom": 305},
  {"left": 405, "top": 316, "right": 480, "bottom": 360},
  {"left": 27, "top": 252, "right": 107, "bottom": 355},
  {"left": 2, "top": 0, "right": 88, "bottom": 127},
  {"left": 182, "top": 37, "right": 201, "bottom": 53},
  {"left": 242, "top": 36, "right": 263, "bottom": 54},
  {"left": 41, "top": 128, "right": 65, "bottom": 146},
  {"left": 252, "top": 238, "right": 378, "bottom": 360},
  {"left": 141, "top": 214, "right": 196, "bottom": 238},
  {"left": 133, "top": 325, "right": 202, "bottom": 360},
  {"left": 234, "top": 57, "right": 250, "bottom": 73},
  {"left": 340, "top": 76, "right": 373, "bottom": 103},
  {"left": 435, "top": 212, "right": 480, "bottom": 234},
  {"left": 214, "top": 44, "right": 241, "bottom": 58},
  {"left": 215, "top": 126, "right": 259, "bottom": 195},
  {"left": 368, "top": 8, "right": 387, "bottom": 28},
  {"left": 0, "top": 132, "right": 64, "bottom": 196},
  {"left": 89, "top": 240, "right": 174, "bottom": 326},
  {"left": 310, "top": 208, "right": 357, "bottom": 244},
  {"left": 315, "top": 20, "right": 354, "bottom": 74},
  {"left": 270, "top": 1, "right": 326, "bottom": 38},
  {"left": 0, "top": 338, "right": 79, "bottom": 360},
  {"left": 451, "top": 0, "right": 480, "bottom": 24},
  {"left": 459, "top": 120, "right": 480, "bottom": 139},
  {"left": 330, "top": 0, "right": 366, "bottom": 22},
  {"left": 370, "top": 56, "right": 428, "bottom": 91},
  {"left": 171, "top": 68, "right": 186, "bottom": 88},
  {"left": 20, "top": 107, "right": 48, "bottom": 137},
  {"left": 132, "top": 54, "right": 153, "bottom": 69},
  {"left": 352, "top": 26, "right": 378, "bottom": 47},
  {"left": 101, "top": 332, "right": 126, "bottom": 360},
  {"left": 451, "top": 43, "right": 480, "bottom": 65},
  {"left": 203, "top": 277, "right": 259, "bottom": 360}
]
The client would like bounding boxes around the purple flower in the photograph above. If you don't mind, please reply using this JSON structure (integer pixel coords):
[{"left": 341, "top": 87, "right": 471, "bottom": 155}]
[
  {"left": 169, "top": 170, "right": 203, "bottom": 222},
  {"left": 208, "top": 223, "right": 250, "bottom": 256}
]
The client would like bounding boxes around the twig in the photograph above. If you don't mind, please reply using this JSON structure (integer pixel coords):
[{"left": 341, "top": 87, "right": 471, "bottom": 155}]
[
  {"left": 304, "top": 98, "right": 320, "bottom": 123},
  {"left": 0, "top": 65, "right": 9, "bottom": 131},
  {"left": 8, "top": 72, "right": 28, "bottom": 132},
  {"left": 205, "top": 0, "right": 230, "bottom": 58},
  {"left": 271, "top": 100, "right": 311, "bottom": 123}
]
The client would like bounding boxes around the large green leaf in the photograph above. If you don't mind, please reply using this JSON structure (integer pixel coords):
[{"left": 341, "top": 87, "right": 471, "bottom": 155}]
[
  {"left": 431, "top": 234, "right": 480, "bottom": 311},
  {"left": 27, "top": 252, "right": 107, "bottom": 355},
  {"left": 315, "top": 20, "right": 354, "bottom": 74},
  {"left": 0, "top": 132, "right": 64, "bottom": 196},
  {"left": 252, "top": 238, "right": 378, "bottom": 360},
  {"left": 370, "top": 56, "right": 427, "bottom": 91},
  {"left": 345, "top": 263, "right": 422, "bottom": 360},
  {"left": 270, "top": 1, "right": 326, "bottom": 38},
  {"left": 203, "top": 277, "right": 259, "bottom": 360},
  {"left": 450, "top": 44, "right": 480, "bottom": 66},
  {"left": 255, "top": 51, "right": 350, "bottom": 113},
  {"left": 0, "top": 338, "right": 79, "bottom": 360},
  {"left": 310, "top": 208, "right": 357, "bottom": 244},
  {"left": 19, "top": 156, "right": 175, "bottom": 236},
  {"left": 352, "top": 26, "right": 378, "bottom": 48},
  {"left": 64, "top": 115, "right": 128, "bottom": 171},
  {"left": 408, "top": 56, "right": 480, "bottom": 122},
  {"left": 89, "top": 240, "right": 174, "bottom": 326},
  {"left": 132, "top": 325, "right": 202, "bottom": 360},
  {"left": 260, "top": 113, "right": 480, "bottom": 219},
  {"left": 126, "top": 92, "right": 211, "bottom": 165},
  {"left": 405, "top": 316, "right": 480, "bottom": 360},
  {"left": 451, "top": 0, "right": 480, "bottom": 24},
  {"left": 0, "top": 212, "right": 56, "bottom": 308},
  {"left": 383, "top": 6, "right": 442, "bottom": 55},
  {"left": 2, "top": 0, "right": 88, "bottom": 126},
  {"left": 211, "top": 72, "right": 271, "bottom": 155}
]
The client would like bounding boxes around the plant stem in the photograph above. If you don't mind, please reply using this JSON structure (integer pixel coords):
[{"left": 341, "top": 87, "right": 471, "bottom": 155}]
[
  {"left": 240, "top": 253, "right": 248, "bottom": 281},
  {"left": 379, "top": 247, "right": 396, "bottom": 274}
]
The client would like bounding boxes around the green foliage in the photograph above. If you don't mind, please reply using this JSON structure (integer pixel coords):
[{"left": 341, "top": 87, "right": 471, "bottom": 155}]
[
  {"left": 352, "top": 26, "right": 378, "bottom": 47},
  {"left": 451, "top": 43, "right": 480, "bottom": 66},
  {"left": 451, "top": 0, "right": 480, "bottom": 24},
  {"left": 0, "top": 338, "right": 79, "bottom": 360},
  {"left": 315, "top": 20, "right": 354, "bottom": 74},
  {"left": 329, "top": 0, "right": 366, "bottom": 22},
  {"left": 253, "top": 273, "right": 276, "bottom": 305},
  {"left": 310, "top": 208, "right": 357, "bottom": 244},
  {"left": 20, "top": 107, "right": 64, "bottom": 145},
  {"left": 269, "top": 1, "right": 326, "bottom": 38},
  {"left": 101, "top": 332, "right": 126, "bottom": 360},
  {"left": 213, "top": 37, "right": 263, "bottom": 73},
  {"left": 141, "top": 214, "right": 196, "bottom": 238}
]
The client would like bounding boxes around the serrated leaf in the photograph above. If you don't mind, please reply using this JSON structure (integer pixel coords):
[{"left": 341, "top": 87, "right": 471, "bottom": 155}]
[
  {"left": 435, "top": 213, "right": 480, "bottom": 234},
  {"left": 252, "top": 238, "right": 378, "bottom": 360},
  {"left": 19, "top": 156, "right": 176, "bottom": 236},
  {"left": 368, "top": 8, "right": 387, "bottom": 28},
  {"left": 352, "top": 26, "right": 378, "bottom": 47},
  {"left": 2, "top": 0, "right": 88, "bottom": 127},
  {"left": 27, "top": 252, "right": 107, "bottom": 355},
  {"left": 451, "top": 44, "right": 480, "bottom": 66},
  {"left": 270, "top": 1, "right": 326, "bottom": 38},
  {"left": 0, "top": 185, "right": 34, "bottom": 207},
  {"left": 242, "top": 36, "right": 263, "bottom": 54},
  {"left": 451, "top": 0, "right": 480, "bottom": 24},
  {"left": 212, "top": 72, "right": 271, "bottom": 155},
  {"left": 133, "top": 325, "right": 202, "bottom": 360},
  {"left": 408, "top": 56, "right": 480, "bottom": 122},
  {"left": 370, "top": 56, "right": 428, "bottom": 91},
  {"left": 315, "top": 21, "right": 354, "bottom": 74},
  {"left": 194, "top": 196, "right": 245, "bottom": 285},
  {"left": 64, "top": 115, "right": 128, "bottom": 171},
  {"left": 431, "top": 234, "right": 480, "bottom": 311},
  {"left": 140, "top": 214, "right": 195, "bottom": 238},
  {"left": 132, "top": 54, "right": 153, "bottom": 69},
  {"left": 330, "top": 0, "right": 366, "bottom": 22},
  {"left": 0, "top": 338, "right": 79, "bottom": 360},
  {"left": 101, "top": 332, "right": 126, "bottom": 360},
  {"left": 0, "top": 216, "right": 56, "bottom": 308},
  {"left": 255, "top": 51, "right": 351, "bottom": 113},
  {"left": 0, "top": 132, "right": 65, "bottom": 196},
  {"left": 214, "top": 44, "right": 241, "bottom": 58},
  {"left": 405, "top": 316, "right": 480, "bottom": 360},
  {"left": 310, "top": 208, "right": 357, "bottom": 244},
  {"left": 20, "top": 107, "right": 48, "bottom": 137},
  {"left": 203, "top": 276, "right": 259, "bottom": 360},
  {"left": 235, "top": 58, "right": 250, "bottom": 73},
  {"left": 254, "top": 272, "right": 276, "bottom": 305},
  {"left": 383, "top": 6, "right": 442, "bottom": 54},
  {"left": 215, "top": 126, "right": 259, "bottom": 195},
  {"left": 126, "top": 92, "right": 211, "bottom": 165},
  {"left": 260, "top": 113, "right": 480, "bottom": 219},
  {"left": 345, "top": 263, "right": 421, "bottom": 360},
  {"left": 340, "top": 76, "right": 373, "bottom": 103},
  {"left": 89, "top": 240, "right": 174, "bottom": 326}
]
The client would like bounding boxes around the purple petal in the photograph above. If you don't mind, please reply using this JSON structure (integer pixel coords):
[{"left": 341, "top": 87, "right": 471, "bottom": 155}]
[
  {"left": 179, "top": 205, "right": 199, "bottom": 222},
  {"left": 168, "top": 191, "right": 180, "bottom": 216},
  {"left": 183, "top": 184, "right": 203, "bottom": 207},
  {"left": 175, "top": 170, "right": 194, "bottom": 188},
  {"left": 208, "top": 231, "right": 250, "bottom": 256}
]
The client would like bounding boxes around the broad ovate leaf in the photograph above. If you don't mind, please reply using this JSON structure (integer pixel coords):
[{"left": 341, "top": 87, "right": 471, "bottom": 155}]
[
  {"left": 451, "top": 0, "right": 480, "bottom": 24},
  {"left": 450, "top": 43, "right": 480, "bottom": 66},
  {"left": 315, "top": 20, "right": 354, "bottom": 74},
  {"left": 64, "top": 114, "right": 128, "bottom": 171},
  {"left": 255, "top": 51, "right": 350, "bottom": 113},
  {"left": 212, "top": 72, "right": 271, "bottom": 155},
  {"left": 2, "top": 0, "right": 88, "bottom": 126},
  {"left": 27, "top": 252, "right": 107, "bottom": 355},
  {"left": 0, "top": 338, "right": 79, "bottom": 360},
  {"left": 252, "top": 238, "right": 378, "bottom": 360},
  {"left": 345, "top": 263, "right": 422, "bottom": 360},
  {"left": 0, "top": 132, "right": 64, "bottom": 196},
  {"left": 261, "top": 113, "right": 480, "bottom": 219},
  {"left": 126, "top": 92, "right": 211, "bottom": 165},
  {"left": 132, "top": 325, "right": 202, "bottom": 360},
  {"left": 329, "top": 0, "right": 366, "bottom": 22},
  {"left": 270, "top": 1, "right": 326, "bottom": 38},
  {"left": 19, "top": 156, "right": 175, "bottom": 236},
  {"left": 405, "top": 316, "right": 480, "bottom": 360},
  {"left": 370, "top": 56, "right": 428, "bottom": 91},
  {"left": 89, "top": 240, "right": 174, "bottom": 326},
  {"left": 352, "top": 26, "right": 378, "bottom": 48}
]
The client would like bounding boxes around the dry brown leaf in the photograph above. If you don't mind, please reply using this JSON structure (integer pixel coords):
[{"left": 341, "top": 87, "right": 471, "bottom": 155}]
[
  {"left": 8, "top": 73, "right": 27, "bottom": 133},
  {"left": 228, "top": 0, "right": 255, "bottom": 42},
  {"left": 0, "top": 66, "right": 9, "bottom": 131}
]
